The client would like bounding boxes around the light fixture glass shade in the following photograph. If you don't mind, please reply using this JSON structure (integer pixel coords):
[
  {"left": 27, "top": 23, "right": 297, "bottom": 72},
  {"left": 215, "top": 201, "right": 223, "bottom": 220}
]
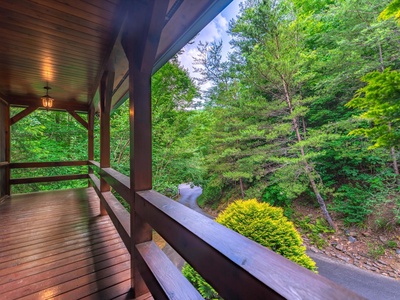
[
  {"left": 47, "top": 97, "right": 54, "bottom": 108},
  {"left": 41, "top": 82, "right": 54, "bottom": 109},
  {"left": 41, "top": 95, "right": 54, "bottom": 108}
]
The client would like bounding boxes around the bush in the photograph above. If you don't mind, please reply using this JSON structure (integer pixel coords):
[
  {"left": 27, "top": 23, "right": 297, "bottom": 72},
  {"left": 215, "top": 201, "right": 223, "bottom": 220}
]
[
  {"left": 295, "top": 216, "right": 334, "bottom": 249},
  {"left": 182, "top": 199, "right": 317, "bottom": 298},
  {"left": 332, "top": 184, "right": 373, "bottom": 224}
]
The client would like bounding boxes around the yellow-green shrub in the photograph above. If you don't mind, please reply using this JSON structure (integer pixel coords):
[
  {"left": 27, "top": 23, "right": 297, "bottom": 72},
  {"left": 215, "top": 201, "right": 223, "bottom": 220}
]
[
  {"left": 215, "top": 199, "right": 316, "bottom": 270},
  {"left": 182, "top": 199, "right": 316, "bottom": 298}
]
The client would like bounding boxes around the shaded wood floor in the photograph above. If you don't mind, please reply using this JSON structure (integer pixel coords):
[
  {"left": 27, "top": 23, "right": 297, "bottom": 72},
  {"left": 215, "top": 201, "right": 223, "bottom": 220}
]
[{"left": 0, "top": 188, "right": 148, "bottom": 300}]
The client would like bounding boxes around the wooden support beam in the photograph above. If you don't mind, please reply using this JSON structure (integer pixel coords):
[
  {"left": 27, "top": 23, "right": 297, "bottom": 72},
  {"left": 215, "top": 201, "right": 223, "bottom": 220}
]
[
  {"left": 122, "top": 0, "right": 168, "bottom": 297},
  {"left": 10, "top": 106, "right": 39, "bottom": 125},
  {"left": 67, "top": 109, "right": 88, "bottom": 129},
  {"left": 8, "top": 94, "right": 89, "bottom": 113},
  {"left": 87, "top": 0, "right": 128, "bottom": 108},
  {"left": 5, "top": 103, "right": 10, "bottom": 195},
  {"left": 88, "top": 108, "right": 94, "bottom": 187},
  {"left": 99, "top": 70, "right": 115, "bottom": 216},
  {"left": 88, "top": 109, "right": 94, "bottom": 161}
]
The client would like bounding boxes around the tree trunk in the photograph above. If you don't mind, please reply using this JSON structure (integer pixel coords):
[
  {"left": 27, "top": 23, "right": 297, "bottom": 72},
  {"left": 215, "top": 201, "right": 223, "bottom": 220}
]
[
  {"left": 378, "top": 42, "right": 385, "bottom": 72},
  {"left": 391, "top": 147, "right": 399, "bottom": 175},
  {"left": 388, "top": 123, "right": 399, "bottom": 183},
  {"left": 281, "top": 76, "right": 337, "bottom": 230}
]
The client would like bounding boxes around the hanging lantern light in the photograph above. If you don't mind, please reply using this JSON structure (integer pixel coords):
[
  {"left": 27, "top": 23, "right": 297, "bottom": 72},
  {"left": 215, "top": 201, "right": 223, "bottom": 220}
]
[{"left": 41, "top": 82, "right": 54, "bottom": 109}]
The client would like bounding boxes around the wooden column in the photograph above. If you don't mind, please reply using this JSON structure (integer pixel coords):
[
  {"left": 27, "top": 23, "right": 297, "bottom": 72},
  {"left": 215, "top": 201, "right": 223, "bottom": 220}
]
[
  {"left": 122, "top": 0, "right": 168, "bottom": 297},
  {"left": 88, "top": 107, "right": 95, "bottom": 187},
  {"left": 99, "top": 71, "right": 114, "bottom": 216},
  {"left": 5, "top": 103, "right": 10, "bottom": 195}
]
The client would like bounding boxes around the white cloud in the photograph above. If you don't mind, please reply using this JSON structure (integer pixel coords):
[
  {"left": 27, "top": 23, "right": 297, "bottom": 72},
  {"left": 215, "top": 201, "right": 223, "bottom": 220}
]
[
  {"left": 178, "top": 0, "right": 243, "bottom": 92},
  {"left": 179, "top": 47, "right": 202, "bottom": 76}
]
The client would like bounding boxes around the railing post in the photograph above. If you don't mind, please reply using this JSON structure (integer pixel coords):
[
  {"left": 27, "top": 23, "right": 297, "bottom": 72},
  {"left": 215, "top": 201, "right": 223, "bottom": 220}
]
[
  {"left": 88, "top": 107, "right": 94, "bottom": 187},
  {"left": 5, "top": 102, "right": 10, "bottom": 195},
  {"left": 99, "top": 70, "right": 114, "bottom": 216},
  {"left": 122, "top": 0, "right": 168, "bottom": 297}
]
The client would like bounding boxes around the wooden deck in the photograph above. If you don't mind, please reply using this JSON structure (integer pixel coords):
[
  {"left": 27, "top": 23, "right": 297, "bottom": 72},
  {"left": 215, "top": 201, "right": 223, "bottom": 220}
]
[{"left": 0, "top": 188, "right": 150, "bottom": 300}]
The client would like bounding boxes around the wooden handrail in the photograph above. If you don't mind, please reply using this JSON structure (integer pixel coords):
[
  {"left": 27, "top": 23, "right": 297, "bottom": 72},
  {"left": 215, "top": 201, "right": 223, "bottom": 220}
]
[
  {"left": 136, "top": 190, "right": 364, "bottom": 300},
  {"left": 10, "top": 174, "right": 88, "bottom": 185},
  {"left": 0, "top": 161, "right": 9, "bottom": 167},
  {"left": 10, "top": 161, "right": 88, "bottom": 169},
  {"left": 40, "top": 161, "right": 363, "bottom": 299},
  {"left": 89, "top": 173, "right": 131, "bottom": 250},
  {"left": 89, "top": 169, "right": 202, "bottom": 299},
  {"left": 89, "top": 161, "right": 131, "bottom": 203},
  {"left": 136, "top": 241, "right": 203, "bottom": 299}
]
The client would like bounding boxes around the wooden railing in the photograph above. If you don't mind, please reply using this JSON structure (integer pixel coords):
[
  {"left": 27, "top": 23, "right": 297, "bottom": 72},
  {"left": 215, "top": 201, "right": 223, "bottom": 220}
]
[
  {"left": 0, "top": 161, "right": 9, "bottom": 200},
  {"left": 9, "top": 161, "right": 88, "bottom": 185},
  {"left": 87, "top": 160, "right": 365, "bottom": 300},
  {"left": 5, "top": 159, "right": 365, "bottom": 298},
  {"left": 0, "top": 161, "right": 9, "bottom": 167}
]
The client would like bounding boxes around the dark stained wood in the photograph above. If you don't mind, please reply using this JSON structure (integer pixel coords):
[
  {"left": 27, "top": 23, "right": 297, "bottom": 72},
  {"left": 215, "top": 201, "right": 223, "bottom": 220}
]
[
  {"left": 87, "top": 0, "right": 128, "bottom": 106},
  {"left": 99, "top": 71, "right": 114, "bottom": 177},
  {"left": 100, "top": 71, "right": 115, "bottom": 215},
  {"left": 136, "top": 241, "right": 203, "bottom": 300},
  {"left": 10, "top": 105, "right": 39, "bottom": 125},
  {"left": 90, "top": 174, "right": 131, "bottom": 253},
  {"left": 5, "top": 103, "right": 10, "bottom": 195},
  {"left": 0, "top": 0, "right": 234, "bottom": 116},
  {"left": 10, "top": 160, "right": 88, "bottom": 169},
  {"left": 10, "top": 174, "right": 88, "bottom": 185},
  {"left": 67, "top": 109, "right": 88, "bottom": 129},
  {"left": 8, "top": 95, "right": 89, "bottom": 113},
  {"left": 136, "top": 190, "right": 365, "bottom": 300},
  {"left": 88, "top": 109, "right": 94, "bottom": 161},
  {"left": 88, "top": 108, "right": 94, "bottom": 187},
  {"left": 98, "top": 167, "right": 131, "bottom": 204},
  {"left": 122, "top": 1, "right": 169, "bottom": 296},
  {"left": 0, "top": 101, "right": 7, "bottom": 198},
  {"left": 89, "top": 159, "right": 100, "bottom": 168},
  {"left": 0, "top": 188, "right": 132, "bottom": 299},
  {"left": 0, "top": 0, "right": 124, "bottom": 108}
]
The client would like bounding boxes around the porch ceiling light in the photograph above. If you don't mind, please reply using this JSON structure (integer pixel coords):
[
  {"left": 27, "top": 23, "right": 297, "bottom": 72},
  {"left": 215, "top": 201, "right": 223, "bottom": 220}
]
[{"left": 41, "top": 82, "right": 54, "bottom": 109}]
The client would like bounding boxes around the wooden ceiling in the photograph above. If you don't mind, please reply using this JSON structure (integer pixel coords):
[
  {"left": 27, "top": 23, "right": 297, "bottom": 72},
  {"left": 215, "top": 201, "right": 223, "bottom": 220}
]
[{"left": 0, "top": 0, "right": 232, "bottom": 113}]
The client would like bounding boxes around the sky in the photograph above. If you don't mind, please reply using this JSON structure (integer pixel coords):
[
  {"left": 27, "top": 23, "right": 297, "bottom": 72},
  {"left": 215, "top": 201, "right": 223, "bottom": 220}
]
[{"left": 178, "top": 0, "right": 243, "bottom": 80}]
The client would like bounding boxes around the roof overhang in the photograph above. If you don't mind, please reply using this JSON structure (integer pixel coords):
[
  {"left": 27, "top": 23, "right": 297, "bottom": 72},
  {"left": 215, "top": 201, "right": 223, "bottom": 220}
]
[{"left": 0, "top": 0, "right": 232, "bottom": 114}]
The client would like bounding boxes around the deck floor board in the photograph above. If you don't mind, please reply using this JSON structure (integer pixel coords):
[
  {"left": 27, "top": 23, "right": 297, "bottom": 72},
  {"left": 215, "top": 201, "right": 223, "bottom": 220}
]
[{"left": 0, "top": 188, "right": 135, "bottom": 299}]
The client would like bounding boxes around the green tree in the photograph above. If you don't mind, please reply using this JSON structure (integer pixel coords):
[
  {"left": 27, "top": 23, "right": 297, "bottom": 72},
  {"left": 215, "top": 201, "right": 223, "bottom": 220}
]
[
  {"left": 109, "top": 61, "right": 202, "bottom": 195},
  {"left": 346, "top": 69, "right": 400, "bottom": 178},
  {"left": 229, "top": 0, "right": 337, "bottom": 229},
  {"left": 379, "top": 0, "right": 400, "bottom": 24}
]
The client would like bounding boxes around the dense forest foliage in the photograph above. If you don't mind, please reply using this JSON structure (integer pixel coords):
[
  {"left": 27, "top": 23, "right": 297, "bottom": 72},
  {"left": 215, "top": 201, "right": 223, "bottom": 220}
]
[{"left": 11, "top": 0, "right": 400, "bottom": 229}]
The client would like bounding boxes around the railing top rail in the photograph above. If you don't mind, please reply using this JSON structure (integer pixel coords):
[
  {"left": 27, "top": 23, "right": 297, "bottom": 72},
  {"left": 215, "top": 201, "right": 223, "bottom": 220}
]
[
  {"left": 0, "top": 161, "right": 9, "bottom": 167},
  {"left": 10, "top": 161, "right": 88, "bottom": 169},
  {"left": 136, "top": 190, "right": 365, "bottom": 300}
]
